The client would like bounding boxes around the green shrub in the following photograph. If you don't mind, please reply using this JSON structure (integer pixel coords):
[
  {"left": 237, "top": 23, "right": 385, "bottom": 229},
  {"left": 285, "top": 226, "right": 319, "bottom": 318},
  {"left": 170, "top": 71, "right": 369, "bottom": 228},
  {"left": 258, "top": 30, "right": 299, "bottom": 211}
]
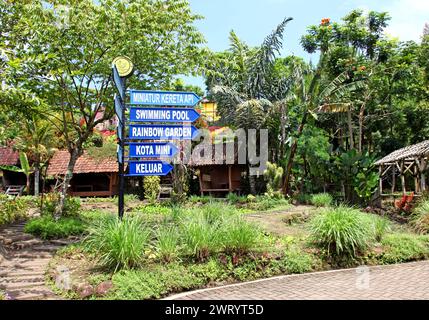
[
  {"left": 24, "top": 216, "right": 86, "bottom": 239},
  {"left": 143, "top": 176, "right": 160, "bottom": 204},
  {"left": 0, "top": 194, "right": 29, "bottom": 226},
  {"left": 134, "top": 204, "right": 171, "bottom": 215},
  {"left": 84, "top": 216, "right": 151, "bottom": 271},
  {"left": 226, "top": 192, "right": 246, "bottom": 204},
  {"left": 41, "top": 193, "right": 81, "bottom": 217},
  {"left": 155, "top": 226, "right": 180, "bottom": 263},
  {"left": 109, "top": 264, "right": 206, "bottom": 300},
  {"left": 411, "top": 200, "right": 429, "bottom": 234},
  {"left": 295, "top": 193, "right": 312, "bottom": 205},
  {"left": 282, "top": 249, "right": 315, "bottom": 274},
  {"left": 263, "top": 162, "right": 284, "bottom": 198},
  {"left": 188, "top": 195, "right": 214, "bottom": 204},
  {"left": 310, "top": 206, "right": 373, "bottom": 259},
  {"left": 310, "top": 193, "right": 333, "bottom": 207},
  {"left": 246, "top": 196, "right": 290, "bottom": 212},
  {"left": 380, "top": 233, "right": 429, "bottom": 264},
  {"left": 220, "top": 217, "right": 259, "bottom": 255}
]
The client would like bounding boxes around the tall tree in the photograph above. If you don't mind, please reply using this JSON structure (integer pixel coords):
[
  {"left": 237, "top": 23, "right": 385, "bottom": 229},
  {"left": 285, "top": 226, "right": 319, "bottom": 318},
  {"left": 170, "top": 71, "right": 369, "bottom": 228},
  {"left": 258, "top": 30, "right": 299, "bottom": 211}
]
[{"left": 3, "top": 0, "right": 205, "bottom": 213}]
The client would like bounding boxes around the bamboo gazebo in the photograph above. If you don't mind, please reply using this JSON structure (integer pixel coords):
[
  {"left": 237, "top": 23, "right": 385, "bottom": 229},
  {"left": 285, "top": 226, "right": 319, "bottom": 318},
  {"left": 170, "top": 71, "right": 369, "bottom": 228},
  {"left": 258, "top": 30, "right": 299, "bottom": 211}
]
[{"left": 375, "top": 140, "right": 429, "bottom": 196}]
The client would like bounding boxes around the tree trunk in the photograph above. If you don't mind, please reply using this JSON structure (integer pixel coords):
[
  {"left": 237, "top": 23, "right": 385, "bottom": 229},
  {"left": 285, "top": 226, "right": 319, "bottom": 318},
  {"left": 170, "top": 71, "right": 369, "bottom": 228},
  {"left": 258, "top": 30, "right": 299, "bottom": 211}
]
[
  {"left": 249, "top": 170, "right": 256, "bottom": 195},
  {"left": 55, "top": 148, "right": 80, "bottom": 217},
  {"left": 279, "top": 102, "right": 288, "bottom": 161},
  {"left": 347, "top": 106, "right": 354, "bottom": 150},
  {"left": 358, "top": 102, "right": 365, "bottom": 153},
  {"left": 282, "top": 111, "right": 308, "bottom": 196},
  {"left": 34, "top": 161, "right": 40, "bottom": 197},
  {"left": 25, "top": 174, "right": 31, "bottom": 195}
]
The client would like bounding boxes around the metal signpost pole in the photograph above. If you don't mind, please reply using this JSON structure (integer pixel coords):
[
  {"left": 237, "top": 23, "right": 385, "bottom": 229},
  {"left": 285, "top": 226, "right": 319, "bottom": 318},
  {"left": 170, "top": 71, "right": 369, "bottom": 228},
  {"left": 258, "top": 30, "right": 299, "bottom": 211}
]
[{"left": 118, "top": 78, "right": 126, "bottom": 219}]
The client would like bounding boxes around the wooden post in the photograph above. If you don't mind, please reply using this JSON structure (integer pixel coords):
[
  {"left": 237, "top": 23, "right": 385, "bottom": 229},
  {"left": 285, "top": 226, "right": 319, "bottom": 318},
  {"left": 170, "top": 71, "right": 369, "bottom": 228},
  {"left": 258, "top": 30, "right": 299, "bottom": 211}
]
[
  {"left": 400, "top": 161, "right": 406, "bottom": 194},
  {"left": 391, "top": 166, "right": 396, "bottom": 194},
  {"left": 228, "top": 165, "right": 232, "bottom": 192},
  {"left": 414, "top": 164, "right": 420, "bottom": 194},
  {"left": 420, "top": 158, "right": 427, "bottom": 192},
  {"left": 379, "top": 165, "right": 383, "bottom": 196},
  {"left": 198, "top": 169, "right": 204, "bottom": 196}
]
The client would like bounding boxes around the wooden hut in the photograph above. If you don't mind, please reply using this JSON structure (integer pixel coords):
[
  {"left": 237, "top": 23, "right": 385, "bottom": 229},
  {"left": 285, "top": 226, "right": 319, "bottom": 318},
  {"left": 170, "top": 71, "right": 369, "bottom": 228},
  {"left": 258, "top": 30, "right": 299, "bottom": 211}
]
[
  {"left": 189, "top": 143, "right": 246, "bottom": 196},
  {"left": 0, "top": 147, "right": 26, "bottom": 191},
  {"left": 46, "top": 150, "right": 119, "bottom": 197},
  {"left": 375, "top": 140, "right": 429, "bottom": 196}
]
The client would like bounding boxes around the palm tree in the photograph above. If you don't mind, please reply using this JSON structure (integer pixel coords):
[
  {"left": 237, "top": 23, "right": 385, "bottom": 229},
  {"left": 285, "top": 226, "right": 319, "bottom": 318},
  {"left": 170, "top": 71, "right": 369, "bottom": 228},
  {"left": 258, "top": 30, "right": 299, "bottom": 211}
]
[{"left": 208, "top": 17, "right": 293, "bottom": 194}]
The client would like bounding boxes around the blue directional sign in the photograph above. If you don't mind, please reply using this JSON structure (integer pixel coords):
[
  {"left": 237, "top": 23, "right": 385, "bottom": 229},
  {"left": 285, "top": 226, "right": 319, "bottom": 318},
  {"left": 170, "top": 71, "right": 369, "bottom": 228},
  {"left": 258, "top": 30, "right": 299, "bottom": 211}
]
[
  {"left": 112, "top": 65, "right": 124, "bottom": 100},
  {"left": 128, "top": 142, "right": 178, "bottom": 158},
  {"left": 114, "top": 94, "right": 123, "bottom": 124},
  {"left": 126, "top": 161, "right": 173, "bottom": 176},
  {"left": 128, "top": 124, "right": 199, "bottom": 140},
  {"left": 129, "top": 107, "right": 200, "bottom": 123},
  {"left": 129, "top": 90, "right": 201, "bottom": 107}
]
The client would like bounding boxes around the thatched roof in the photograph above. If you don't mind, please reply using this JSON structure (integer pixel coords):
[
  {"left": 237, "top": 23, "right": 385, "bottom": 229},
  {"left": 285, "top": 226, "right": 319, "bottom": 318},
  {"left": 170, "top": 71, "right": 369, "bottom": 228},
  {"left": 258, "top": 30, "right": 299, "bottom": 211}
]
[
  {"left": 47, "top": 150, "right": 118, "bottom": 176},
  {"left": 375, "top": 140, "right": 429, "bottom": 165}
]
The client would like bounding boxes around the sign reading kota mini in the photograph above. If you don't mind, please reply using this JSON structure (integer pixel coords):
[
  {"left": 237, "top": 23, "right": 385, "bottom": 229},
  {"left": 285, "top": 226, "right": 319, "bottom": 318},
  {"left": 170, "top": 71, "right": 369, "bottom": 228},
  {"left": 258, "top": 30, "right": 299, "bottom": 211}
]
[{"left": 127, "top": 142, "right": 178, "bottom": 158}]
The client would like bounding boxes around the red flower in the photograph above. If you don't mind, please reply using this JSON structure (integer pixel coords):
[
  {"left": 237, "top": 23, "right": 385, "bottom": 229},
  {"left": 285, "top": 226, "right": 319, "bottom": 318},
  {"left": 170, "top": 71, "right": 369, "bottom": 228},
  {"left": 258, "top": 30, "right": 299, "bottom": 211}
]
[{"left": 320, "top": 18, "right": 330, "bottom": 26}]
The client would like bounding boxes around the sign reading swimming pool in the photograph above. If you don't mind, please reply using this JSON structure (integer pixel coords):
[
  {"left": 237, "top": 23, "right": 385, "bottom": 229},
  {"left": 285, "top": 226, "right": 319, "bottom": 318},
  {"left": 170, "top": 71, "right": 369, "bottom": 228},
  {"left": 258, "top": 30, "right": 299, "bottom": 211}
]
[
  {"left": 127, "top": 161, "right": 173, "bottom": 176},
  {"left": 129, "top": 107, "right": 200, "bottom": 123},
  {"left": 129, "top": 90, "right": 201, "bottom": 107}
]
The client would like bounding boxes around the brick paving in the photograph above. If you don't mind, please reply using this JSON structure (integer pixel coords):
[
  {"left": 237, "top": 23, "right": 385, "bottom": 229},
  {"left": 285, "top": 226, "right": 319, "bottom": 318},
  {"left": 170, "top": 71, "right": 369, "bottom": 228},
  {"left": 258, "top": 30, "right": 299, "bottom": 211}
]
[
  {"left": 166, "top": 261, "right": 429, "bottom": 300},
  {"left": 0, "top": 222, "right": 71, "bottom": 300}
]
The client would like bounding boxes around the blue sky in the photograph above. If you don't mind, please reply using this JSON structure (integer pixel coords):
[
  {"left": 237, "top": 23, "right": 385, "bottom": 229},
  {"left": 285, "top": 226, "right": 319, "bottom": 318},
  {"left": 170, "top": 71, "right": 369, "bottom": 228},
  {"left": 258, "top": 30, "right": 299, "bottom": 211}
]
[{"left": 184, "top": 0, "right": 429, "bottom": 89}]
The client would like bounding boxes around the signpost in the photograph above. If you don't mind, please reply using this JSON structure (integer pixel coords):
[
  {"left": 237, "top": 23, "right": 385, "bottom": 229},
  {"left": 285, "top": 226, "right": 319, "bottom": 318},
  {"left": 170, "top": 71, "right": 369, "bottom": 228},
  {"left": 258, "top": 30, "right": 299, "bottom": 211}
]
[{"left": 112, "top": 58, "right": 201, "bottom": 218}]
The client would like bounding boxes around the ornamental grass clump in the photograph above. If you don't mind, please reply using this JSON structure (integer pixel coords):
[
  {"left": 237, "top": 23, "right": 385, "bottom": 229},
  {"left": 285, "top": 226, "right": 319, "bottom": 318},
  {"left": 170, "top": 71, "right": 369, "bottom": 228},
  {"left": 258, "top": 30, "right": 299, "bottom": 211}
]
[
  {"left": 84, "top": 216, "right": 151, "bottom": 271},
  {"left": 310, "top": 193, "right": 333, "bottom": 207},
  {"left": 411, "top": 200, "right": 429, "bottom": 234},
  {"left": 155, "top": 226, "right": 181, "bottom": 263},
  {"left": 310, "top": 206, "right": 373, "bottom": 259},
  {"left": 220, "top": 216, "right": 259, "bottom": 255},
  {"left": 181, "top": 215, "right": 222, "bottom": 261}
]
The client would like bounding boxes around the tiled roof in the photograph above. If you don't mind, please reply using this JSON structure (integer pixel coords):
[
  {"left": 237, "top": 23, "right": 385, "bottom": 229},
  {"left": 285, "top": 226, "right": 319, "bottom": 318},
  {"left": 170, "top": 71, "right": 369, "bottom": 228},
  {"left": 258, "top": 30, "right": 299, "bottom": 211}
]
[
  {"left": 0, "top": 147, "right": 19, "bottom": 166},
  {"left": 47, "top": 150, "right": 118, "bottom": 175}
]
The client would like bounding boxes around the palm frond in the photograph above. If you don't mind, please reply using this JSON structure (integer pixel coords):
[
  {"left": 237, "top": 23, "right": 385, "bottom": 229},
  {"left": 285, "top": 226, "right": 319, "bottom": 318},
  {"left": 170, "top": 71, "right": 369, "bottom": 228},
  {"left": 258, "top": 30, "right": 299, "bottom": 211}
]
[
  {"left": 247, "top": 17, "right": 293, "bottom": 97},
  {"left": 235, "top": 99, "right": 271, "bottom": 129},
  {"left": 317, "top": 103, "right": 351, "bottom": 113},
  {"left": 211, "top": 85, "right": 245, "bottom": 122}
]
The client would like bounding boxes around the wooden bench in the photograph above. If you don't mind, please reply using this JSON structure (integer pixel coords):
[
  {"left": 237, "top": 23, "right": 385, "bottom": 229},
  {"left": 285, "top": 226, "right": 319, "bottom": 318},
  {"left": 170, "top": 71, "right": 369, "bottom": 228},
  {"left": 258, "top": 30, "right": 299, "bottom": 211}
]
[{"left": 5, "top": 185, "right": 25, "bottom": 197}]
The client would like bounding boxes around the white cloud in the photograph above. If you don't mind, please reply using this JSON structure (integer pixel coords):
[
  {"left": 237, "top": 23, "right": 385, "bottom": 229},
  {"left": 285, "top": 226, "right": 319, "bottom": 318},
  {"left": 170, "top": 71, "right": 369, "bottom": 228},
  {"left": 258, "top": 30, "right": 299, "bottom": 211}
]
[{"left": 382, "top": 0, "right": 429, "bottom": 42}]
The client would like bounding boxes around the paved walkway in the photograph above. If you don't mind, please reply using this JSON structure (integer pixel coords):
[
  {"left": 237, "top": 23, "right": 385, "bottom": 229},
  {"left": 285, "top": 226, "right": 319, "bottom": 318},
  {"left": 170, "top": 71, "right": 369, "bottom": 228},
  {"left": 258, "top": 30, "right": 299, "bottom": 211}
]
[
  {"left": 0, "top": 221, "right": 69, "bottom": 300},
  {"left": 166, "top": 261, "right": 429, "bottom": 300}
]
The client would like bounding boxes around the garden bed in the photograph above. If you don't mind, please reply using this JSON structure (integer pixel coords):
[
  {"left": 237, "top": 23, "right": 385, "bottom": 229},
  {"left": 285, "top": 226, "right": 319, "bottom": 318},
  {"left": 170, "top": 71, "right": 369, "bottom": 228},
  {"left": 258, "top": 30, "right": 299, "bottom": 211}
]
[{"left": 44, "top": 201, "right": 429, "bottom": 300}]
